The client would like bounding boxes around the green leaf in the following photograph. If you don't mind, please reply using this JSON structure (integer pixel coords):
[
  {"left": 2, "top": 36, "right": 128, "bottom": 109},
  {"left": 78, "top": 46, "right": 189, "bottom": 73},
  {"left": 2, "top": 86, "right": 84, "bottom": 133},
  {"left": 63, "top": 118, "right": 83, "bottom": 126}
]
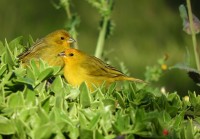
[
  {"left": 24, "top": 87, "right": 36, "bottom": 106},
  {"left": 107, "top": 82, "right": 116, "bottom": 94},
  {"left": 0, "top": 64, "right": 7, "bottom": 76},
  {"left": 54, "top": 96, "right": 64, "bottom": 111},
  {"left": 115, "top": 92, "right": 125, "bottom": 108},
  {"left": 14, "top": 119, "right": 30, "bottom": 139},
  {"left": 66, "top": 87, "right": 80, "bottom": 100},
  {"left": 29, "top": 59, "right": 40, "bottom": 76},
  {"left": 37, "top": 68, "right": 54, "bottom": 82},
  {"left": 35, "top": 80, "right": 47, "bottom": 95},
  {"left": 172, "top": 111, "right": 184, "bottom": 129},
  {"left": 132, "top": 109, "right": 147, "bottom": 134},
  {"left": 185, "top": 120, "right": 194, "bottom": 139},
  {"left": 80, "top": 109, "right": 95, "bottom": 121},
  {"left": 14, "top": 76, "right": 35, "bottom": 86},
  {"left": 68, "top": 124, "right": 79, "bottom": 139},
  {"left": 179, "top": 4, "right": 188, "bottom": 20},
  {"left": 50, "top": 75, "right": 63, "bottom": 93},
  {"left": 13, "top": 66, "right": 26, "bottom": 77},
  {"left": 0, "top": 116, "right": 15, "bottom": 134},
  {"left": 88, "top": 113, "right": 101, "bottom": 129},
  {"left": 0, "top": 71, "right": 13, "bottom": 88},
  {"left": 33, "top": 123, "right": 56, "bottom": 139},
  {"left": 28, "top": 35, "right": 35, "bottom": 46},
  {"left": 8, "top": 36, "right": 23, "bottom": 51},
  {"left": 170, "top": 63, "right": 199, "bottom": 74},
  {"left": 113, "top": 112, "right": 130, "bottom": 133},
  {"left": 95, "top": 130, "right": 104, "bottom": 139},
  {"left": 4, "top": 39, "right": 15, "bottom": 68},
  {"left": 68, "top": 103, "right": 78, "bottom": 118},
  {"left": 26, "top": 66, "right": 36, "bottom": 83},
  {"left": 41, "top": 96, "right": 50, "bottom": 113},
  {"left": 80, "top": 128, "right": 93, "bottom": 139},
  {"left": 7, "top": 92, "right": 24, "bottom": 108},
  {"left": 80, "top": 82, "right": 91, "bottom": 108},
  {"left": 38, "top": 59, "right": 49, "bottom": 71},
  {"left": 37, "top": 107, "right": 49, "bottom": 124},
  {"left": 188, "top": 92, "right": 198, "bottom": 107},
  {"left": 170, "top": 64, "right": 200, "bottom": 86},
  {"left": 52, "top": 66, "right": 62, "bottom": 75},
  {"left": 102, "top": 98, "right": 115, "bottom": 111},
  {"left": 79, "top": 111, "right": 89, "bottom": 128}
]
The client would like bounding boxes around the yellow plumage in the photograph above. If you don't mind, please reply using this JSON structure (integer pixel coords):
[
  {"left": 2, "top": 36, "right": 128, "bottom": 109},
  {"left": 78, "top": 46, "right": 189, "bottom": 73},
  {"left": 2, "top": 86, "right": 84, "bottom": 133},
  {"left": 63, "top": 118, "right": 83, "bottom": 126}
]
[
  {"left": 59, "top": 48, "right": 145, "bottom": 91},
  {"left": 18, "top": 30, "right": 75, "bottom": 67}
]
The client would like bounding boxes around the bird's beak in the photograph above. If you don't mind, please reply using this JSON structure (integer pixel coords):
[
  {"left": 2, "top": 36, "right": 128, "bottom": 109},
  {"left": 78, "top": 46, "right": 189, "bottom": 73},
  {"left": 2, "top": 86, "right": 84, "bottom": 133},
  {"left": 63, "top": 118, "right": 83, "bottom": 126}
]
[
  {"left": 67, "top": 37, "right": 76, "bottom": 43},
  {"left": 58, "top": 51, "right": 66, "bottom": 57}
]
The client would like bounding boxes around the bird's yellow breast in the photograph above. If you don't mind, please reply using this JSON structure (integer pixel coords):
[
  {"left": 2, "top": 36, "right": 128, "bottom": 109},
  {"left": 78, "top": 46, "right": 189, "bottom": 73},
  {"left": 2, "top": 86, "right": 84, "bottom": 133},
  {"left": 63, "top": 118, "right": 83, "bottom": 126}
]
[{"left": 63, "top": 63, "right": 87, "bottom": 87}]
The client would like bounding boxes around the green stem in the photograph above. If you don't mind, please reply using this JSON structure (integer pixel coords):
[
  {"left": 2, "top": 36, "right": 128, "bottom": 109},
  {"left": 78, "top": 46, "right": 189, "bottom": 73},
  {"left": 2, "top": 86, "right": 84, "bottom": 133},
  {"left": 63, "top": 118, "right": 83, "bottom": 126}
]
[
  {"left": 65, "top": 3, "right": 71, "bottom": 19},
  {"left": 64, "top": 0, "right": 78, "bottom": 49},
  {"left": 186, "top": 0, "right": 200, "bottom": 71},
  {"left": 95, "top": 16, "right": 109, "bottom": 58}
]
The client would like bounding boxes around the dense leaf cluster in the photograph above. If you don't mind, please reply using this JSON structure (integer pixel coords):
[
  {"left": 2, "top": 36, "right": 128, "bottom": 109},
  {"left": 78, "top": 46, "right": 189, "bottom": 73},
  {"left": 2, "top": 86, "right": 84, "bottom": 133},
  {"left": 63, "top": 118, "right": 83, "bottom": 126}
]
[{"left": 0, "top": 38, "right": 200, "bottom": 139}]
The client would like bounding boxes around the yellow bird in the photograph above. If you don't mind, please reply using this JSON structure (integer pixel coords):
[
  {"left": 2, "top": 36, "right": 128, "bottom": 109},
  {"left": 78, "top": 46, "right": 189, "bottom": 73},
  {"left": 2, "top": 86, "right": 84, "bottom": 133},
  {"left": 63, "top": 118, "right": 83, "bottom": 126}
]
[
  {"left": 18, "top": 29, "right": 75, "bottom": 67},
  {"left": 58, "top": 48, "right": 145, "bottom": 91}
]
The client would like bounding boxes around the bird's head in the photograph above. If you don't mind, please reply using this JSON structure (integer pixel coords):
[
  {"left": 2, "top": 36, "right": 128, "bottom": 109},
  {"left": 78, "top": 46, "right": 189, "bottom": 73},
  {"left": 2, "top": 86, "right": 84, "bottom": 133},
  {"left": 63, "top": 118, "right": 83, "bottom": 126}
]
[
  {"left": 45, "top": 29, "right": 76, "bottom": 48},
  {"left": 58, "top": 48, "right": 85, "bottom": 64}
]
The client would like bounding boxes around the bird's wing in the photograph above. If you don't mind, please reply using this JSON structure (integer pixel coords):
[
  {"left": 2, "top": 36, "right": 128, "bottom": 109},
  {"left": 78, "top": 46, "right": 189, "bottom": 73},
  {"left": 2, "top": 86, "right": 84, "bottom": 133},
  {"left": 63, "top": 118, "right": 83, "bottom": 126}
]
[
  {"left": 80, "top": 56, "right": 126, "bottom": 78},
  {"left": 18, "top": 39, "right": 45, "bottom": 59}
]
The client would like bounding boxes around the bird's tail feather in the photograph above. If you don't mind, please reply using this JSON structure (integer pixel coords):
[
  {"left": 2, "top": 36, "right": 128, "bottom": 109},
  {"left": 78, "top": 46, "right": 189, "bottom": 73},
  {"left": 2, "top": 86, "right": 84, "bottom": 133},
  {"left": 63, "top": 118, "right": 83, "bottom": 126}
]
[{"left": 124, "top": 77, "right": 147, "bottom": 83}]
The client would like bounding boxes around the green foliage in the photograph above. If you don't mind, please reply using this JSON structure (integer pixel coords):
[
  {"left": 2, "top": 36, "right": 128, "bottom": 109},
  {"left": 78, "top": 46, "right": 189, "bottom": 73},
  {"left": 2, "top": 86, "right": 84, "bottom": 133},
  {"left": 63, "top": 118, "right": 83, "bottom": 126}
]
[
  {"left": 1, "top": 1, "right": 200, "bottom": 138},
  {"left": 86, "top": 0, "right": 115, "bottom": 58},
  {"left": 176, "top": 2, "right": 200, "bottom": 86},
  {"left": 0, "top": 38, "right": 200, "bottom": 138},
  {"left": 145, "top": 56, "right": 168, "bottom": 82}
]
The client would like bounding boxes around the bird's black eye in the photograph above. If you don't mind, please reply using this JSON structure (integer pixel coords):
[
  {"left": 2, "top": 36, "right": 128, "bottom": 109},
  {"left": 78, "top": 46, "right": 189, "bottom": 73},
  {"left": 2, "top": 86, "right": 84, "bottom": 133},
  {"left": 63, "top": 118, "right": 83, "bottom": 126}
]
[
  {"left": 61, "top": 37, "right": 65, "bottom": 40},
  {"left": 69, "top": 53, "right": 74, "bottom": 56}
]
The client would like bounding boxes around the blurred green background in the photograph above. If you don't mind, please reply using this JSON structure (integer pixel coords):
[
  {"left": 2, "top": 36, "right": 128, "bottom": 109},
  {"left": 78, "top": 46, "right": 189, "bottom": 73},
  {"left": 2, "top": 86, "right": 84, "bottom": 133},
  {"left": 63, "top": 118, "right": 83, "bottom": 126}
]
[{"left": 0, "top": 0, "right": 200, "bottom": 95}]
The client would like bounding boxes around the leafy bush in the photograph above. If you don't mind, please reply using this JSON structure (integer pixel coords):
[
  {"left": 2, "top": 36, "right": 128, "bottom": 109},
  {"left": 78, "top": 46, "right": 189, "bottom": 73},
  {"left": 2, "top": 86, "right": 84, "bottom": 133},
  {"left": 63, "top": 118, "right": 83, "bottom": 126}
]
[
  {"left": 1, "top": 0, "right": 200, "bottom": 138},
  {"left": 0, "top": 37, "right": 200, "bottom": 139}
]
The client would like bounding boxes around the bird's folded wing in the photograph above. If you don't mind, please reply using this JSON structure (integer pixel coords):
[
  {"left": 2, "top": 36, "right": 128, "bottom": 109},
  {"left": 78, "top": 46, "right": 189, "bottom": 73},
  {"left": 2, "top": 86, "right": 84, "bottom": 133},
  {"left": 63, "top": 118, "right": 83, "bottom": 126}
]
[
  {"left": 80, "top": 56, "right": 126, "bottom": 78},
  {"left": 18, "top": 39, "right": 45, "bottom": 59}
]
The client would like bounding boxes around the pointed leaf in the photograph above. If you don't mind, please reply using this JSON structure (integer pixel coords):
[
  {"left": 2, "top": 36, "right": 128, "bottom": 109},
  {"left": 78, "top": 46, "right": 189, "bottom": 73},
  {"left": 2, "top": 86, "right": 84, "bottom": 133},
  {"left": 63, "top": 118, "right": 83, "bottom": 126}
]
[
  {"left": 115, "top": 92, "right": 125, "bottom": 108},
  {"left": 80, "top": 82, "right": 91, "bottom": 108},
  {"left": 80, "top": 128, "right": 93, "bottom": 139},
  {"left": 0, "top": 116, "right": 15, "bottom": 134},
  {"left": 8, "top": 36, "right": 23, "bottom": 51},
  {"left": 41, "top": 96, "right": 50, "bottom": 113},
  {"left": 0, "top": 64, "right": 7, "bottom": 76},
  {"left": 37, "top": 68, "right": 54, "bottom": 82},
  {"left": 88, "top": 113, "right": 101, "bottom": 129},
  {"left": 24, "top": 87, "right": 36, "bottom": 106},
  {"left": 50, "top": 75, "right": 63, "bottom": 93},
  {"left": 7, "top": 92, "right": 24, "bottom": 108},
  {"left": 29, "top": 59, "right": 40, "bottom": 76},
  {"left": 28, "top": 35, "right": 35, "bottom": 46},
  {"left": 4, "top": 39, "right": 15, "bottom": 68}
]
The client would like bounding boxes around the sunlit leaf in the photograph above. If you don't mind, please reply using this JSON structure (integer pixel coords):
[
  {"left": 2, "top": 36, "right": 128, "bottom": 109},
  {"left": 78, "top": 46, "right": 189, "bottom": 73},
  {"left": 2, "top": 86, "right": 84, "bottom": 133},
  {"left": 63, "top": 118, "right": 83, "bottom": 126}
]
[
  {"left": 79, "top": 82, "right": 91, "bottom": 108},
  {"left": 50, "top": 75, "right": 63, "bottom": 93},
  {"left": 7, "top": 92, "right": 24, "bottom": 108},
  {"left": 80, "top": 128, "right": 93, "bottom": 139},
  {"left": 37, "top": 68, "right": 54, "bottom": 82},
  {"left": 88, "top": 113, "right": 101, "bottom": 129},
  {"left": 0, "top": 64, "right": 7, "bottom": 76},
  {"left": 4, "top": 39, "right": 15, "bottom": 68},
  {"left": 0, "top": 116, "right": 15, "bottom": 134},
  {"left": 8, "top": 36, "right": 23, "bottom": 52}
]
